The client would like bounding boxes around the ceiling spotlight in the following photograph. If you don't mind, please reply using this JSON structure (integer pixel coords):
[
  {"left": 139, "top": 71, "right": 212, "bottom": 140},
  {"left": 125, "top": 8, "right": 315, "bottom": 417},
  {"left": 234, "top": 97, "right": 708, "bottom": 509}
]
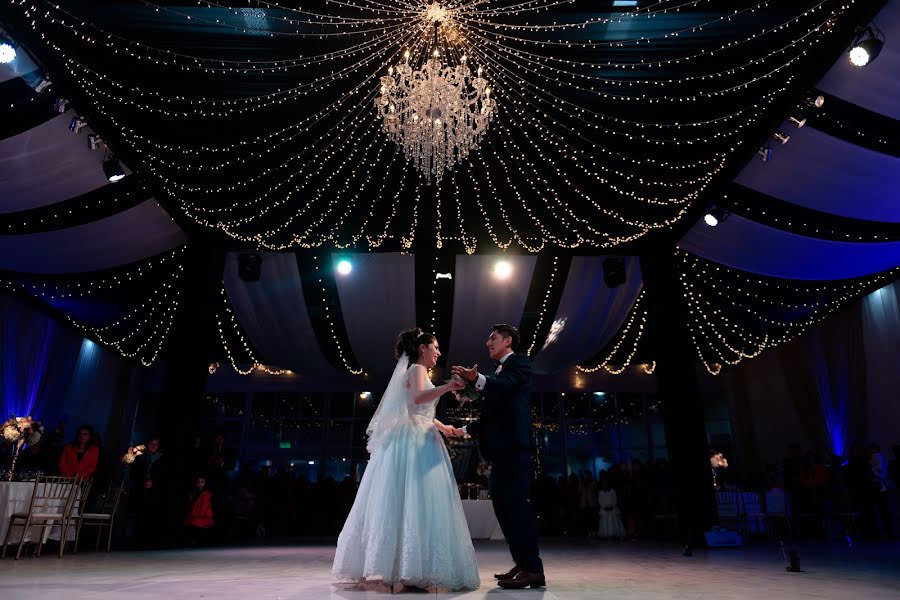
[
  {"left": 757, "top": 146, "right": 773, "bottom": 162},
  {"left": 69, "top": 115, "right": 87, "bottom": 133},
  {"left": 772, "top": 131, "right": 790, "bottom": 145},
  {"left": 53, "top": 97, "right": 69, "bottom": 113},
  {"left": 704, "top": 206, "right": 730, "bottom": 227},
  {"left": 88, "top": 134, "right": 105, "bottom": 150},
  {"left": 102, "top": 156, "right": 126, "bottom": 183},
  {"left": 33, "top": 78, "right": 52, "bottom": 94},
  {"left": 849, "top": 25, "right": 885, "bottom": 67},
  {"left": 336, "top": 259, "right": 352, "bottom": 275},
  {"left": 805, "top": 95, "right": 825, "bottom": 109},
  {"left": 435, "top": 272, "right": 453, "bottom": 280},
  {"left": 0, "top": 37, "right": 15, "bottom": 64},
  {"left": 358, "top": 391, "right": 372, "bottom": 400},
  {"left": 493, "top": 260, "right": 512, "bottom": 279},
  {"left": 788, "top": 116, "right": 807, "bottom": 128}
]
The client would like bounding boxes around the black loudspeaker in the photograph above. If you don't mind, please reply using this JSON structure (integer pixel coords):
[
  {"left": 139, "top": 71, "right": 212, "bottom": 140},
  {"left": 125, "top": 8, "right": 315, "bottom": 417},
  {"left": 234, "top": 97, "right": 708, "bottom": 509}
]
[
  {"left": 238, "top": 252, "right": 263, "bottom": 282},
  {"left": 602, "top": 257, "right": 626, "bottom": 288}
]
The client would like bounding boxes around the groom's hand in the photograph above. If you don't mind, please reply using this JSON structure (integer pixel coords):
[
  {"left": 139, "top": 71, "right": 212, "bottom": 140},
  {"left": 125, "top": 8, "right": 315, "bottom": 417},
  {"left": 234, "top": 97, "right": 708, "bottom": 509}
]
[
  {"left": 451, "top": 364, "right": 478, "bottom": 383},
  {"left": 447, "top": 427, "right": 467, "bottom": 438}
]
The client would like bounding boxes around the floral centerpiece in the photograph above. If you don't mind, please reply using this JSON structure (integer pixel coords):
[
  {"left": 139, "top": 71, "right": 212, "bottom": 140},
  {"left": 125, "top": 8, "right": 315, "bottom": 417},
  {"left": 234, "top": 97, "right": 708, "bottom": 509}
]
[
  {"left": 1, "top": 416, "right": 43, "bottom": 480},
  {"left": 710, "top": 451, "right": 728, "bottom": 490},
  {"left": 121, "top": 444, "right": 146, "bottom": 465}
]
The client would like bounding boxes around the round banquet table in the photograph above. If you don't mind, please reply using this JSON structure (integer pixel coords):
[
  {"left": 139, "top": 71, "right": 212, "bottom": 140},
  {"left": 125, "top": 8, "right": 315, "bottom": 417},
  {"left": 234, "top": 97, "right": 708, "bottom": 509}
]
[
  {"left": 461, "top": 499, "right": 504, "bottom": 540},
  {"left": 0, "top": 480, "right": 77, "bottom": 544}
]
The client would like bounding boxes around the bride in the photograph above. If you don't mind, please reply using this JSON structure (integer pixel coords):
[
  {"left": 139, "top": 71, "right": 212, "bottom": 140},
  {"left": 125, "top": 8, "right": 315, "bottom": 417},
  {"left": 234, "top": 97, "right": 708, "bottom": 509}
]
[{"left": 332, "top": 328, "right": 481, "bottom": 591}]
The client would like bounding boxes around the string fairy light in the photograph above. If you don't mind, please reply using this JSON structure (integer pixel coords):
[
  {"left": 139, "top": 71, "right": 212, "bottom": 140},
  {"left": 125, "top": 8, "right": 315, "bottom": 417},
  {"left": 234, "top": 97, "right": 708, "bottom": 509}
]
[{"left": 7, "top": 0, "right": 861, "bottom": 251}]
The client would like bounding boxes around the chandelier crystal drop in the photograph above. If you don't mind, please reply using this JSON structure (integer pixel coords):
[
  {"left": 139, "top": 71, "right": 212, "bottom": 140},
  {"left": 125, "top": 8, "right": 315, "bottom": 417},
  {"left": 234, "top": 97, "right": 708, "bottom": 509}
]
[{"left": 376, "top": 43, "right": 495, "bottom": 184}]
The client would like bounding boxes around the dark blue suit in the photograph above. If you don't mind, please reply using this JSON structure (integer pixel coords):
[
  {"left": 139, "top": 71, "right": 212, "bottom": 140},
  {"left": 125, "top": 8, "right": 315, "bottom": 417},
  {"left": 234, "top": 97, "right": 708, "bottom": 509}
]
[{"left": 465, "top": 352, "right": 543, "bottom": 574}]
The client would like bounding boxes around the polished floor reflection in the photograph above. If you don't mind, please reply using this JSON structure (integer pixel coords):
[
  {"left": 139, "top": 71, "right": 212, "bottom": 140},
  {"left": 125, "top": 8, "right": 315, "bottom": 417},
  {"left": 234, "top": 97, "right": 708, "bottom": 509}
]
[{"left": 1, "top": 539, "right": 898, "bottom": 599}]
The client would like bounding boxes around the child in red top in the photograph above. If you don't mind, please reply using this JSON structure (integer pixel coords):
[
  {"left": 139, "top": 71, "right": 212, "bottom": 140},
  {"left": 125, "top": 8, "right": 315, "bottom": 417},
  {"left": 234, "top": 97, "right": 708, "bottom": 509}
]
[{"left": 184, "top": 476, "right": 214, "bottom": 529}]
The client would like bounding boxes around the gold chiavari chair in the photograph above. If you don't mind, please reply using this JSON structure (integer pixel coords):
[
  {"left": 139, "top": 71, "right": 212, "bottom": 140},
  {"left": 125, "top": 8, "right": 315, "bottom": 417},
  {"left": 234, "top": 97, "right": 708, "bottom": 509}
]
[
  {"left": 75, "top": 480, "right": 125, "bottom": 552},
  {"left": 61, "top": 476, "right": 93, "bottom": 555},
  {"left": 1, "top": 474, "right": 81, "bottom": 560}
]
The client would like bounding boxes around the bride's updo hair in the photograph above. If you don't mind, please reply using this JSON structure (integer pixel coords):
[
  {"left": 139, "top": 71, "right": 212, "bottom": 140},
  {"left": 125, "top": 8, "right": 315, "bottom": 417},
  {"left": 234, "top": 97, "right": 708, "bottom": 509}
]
[{"left": 396, "top": 327, "right": 436, "bottom": 362}]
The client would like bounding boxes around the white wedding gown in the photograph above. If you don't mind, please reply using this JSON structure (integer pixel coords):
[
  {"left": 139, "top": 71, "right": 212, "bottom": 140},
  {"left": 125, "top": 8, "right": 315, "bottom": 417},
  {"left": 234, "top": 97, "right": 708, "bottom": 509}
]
[{"left": 332, "top": 364, "right": 480, "bottom": 590}]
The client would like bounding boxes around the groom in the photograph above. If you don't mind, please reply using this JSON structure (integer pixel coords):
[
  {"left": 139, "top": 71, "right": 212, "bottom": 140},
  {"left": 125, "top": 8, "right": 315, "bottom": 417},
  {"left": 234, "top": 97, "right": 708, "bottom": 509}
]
[{"left": 451, "top": 324, "right": 545, "bottom": 589}]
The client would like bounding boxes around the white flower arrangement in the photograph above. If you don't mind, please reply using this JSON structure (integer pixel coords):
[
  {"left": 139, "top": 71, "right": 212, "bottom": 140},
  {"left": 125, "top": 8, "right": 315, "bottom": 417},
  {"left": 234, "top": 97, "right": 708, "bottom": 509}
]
[
  {"left": 1, "top": 416, "right": 42, "bottom": 448},
  {"left": 121, "top": 444, "right": 146, "bottom": 464}
]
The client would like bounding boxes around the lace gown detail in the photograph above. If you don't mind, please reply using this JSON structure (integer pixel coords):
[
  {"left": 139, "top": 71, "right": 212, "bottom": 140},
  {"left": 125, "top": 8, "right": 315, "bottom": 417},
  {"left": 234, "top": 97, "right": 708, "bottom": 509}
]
[{"left": 332, "top": 365, "right": 480, "bottom": 590}]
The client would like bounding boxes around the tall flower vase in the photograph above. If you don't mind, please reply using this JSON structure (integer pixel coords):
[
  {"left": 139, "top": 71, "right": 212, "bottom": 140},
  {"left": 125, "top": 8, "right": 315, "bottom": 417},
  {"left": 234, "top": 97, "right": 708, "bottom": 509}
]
[{"left": 6, "top": 445, "right": 19, "bottom": 481}]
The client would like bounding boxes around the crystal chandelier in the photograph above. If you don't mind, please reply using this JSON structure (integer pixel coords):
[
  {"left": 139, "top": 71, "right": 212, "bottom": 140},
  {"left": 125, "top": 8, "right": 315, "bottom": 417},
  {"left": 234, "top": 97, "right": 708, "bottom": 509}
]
[{"left": 376, "top": 9, "right": 495, "bottom": 184}]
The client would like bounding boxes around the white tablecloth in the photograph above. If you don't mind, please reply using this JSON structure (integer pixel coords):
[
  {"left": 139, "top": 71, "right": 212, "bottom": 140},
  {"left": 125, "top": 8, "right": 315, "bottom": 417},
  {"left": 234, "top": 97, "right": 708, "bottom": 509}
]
[
  {"left": 462, "top": 499, "right": 504, "bottom": 540},
  {"left": 0, "top": 481, "right": 77, "bottom": 544}
]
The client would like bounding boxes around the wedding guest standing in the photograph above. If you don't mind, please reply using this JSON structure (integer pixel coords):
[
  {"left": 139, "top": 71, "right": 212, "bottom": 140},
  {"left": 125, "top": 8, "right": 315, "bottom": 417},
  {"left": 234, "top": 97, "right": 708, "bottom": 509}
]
[
  {"left": 130, "top": 436, "right": 170, "bottom": 548},
  {"left": 58, "top": 424, "right": 99, "bottom": 479},
  {"left": 597, "top": 476, "right": 626, "bottom": 540}
]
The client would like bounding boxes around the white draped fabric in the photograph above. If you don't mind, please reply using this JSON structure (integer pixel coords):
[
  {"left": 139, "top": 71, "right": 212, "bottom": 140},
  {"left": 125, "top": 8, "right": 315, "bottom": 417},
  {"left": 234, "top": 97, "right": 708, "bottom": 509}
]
[
  {"left": 532, "top": 257, "right": 642, "bottom": 375},
  {"left": 0, "top": 199, "right": 186, "bottom": 274},
  {"left": 861, "top": 282, "right": 900, "bottom": 452},
  {"left": 332, "top": 253, "right": 416, "bottom": 381},
  {"left": 223, "top": 252, "right": 334, "bottom": 374},
  {"left": 446, "top": 254, "right": 537, "bottom": 368},
  {"left": 679, "top": 214, "right": 900, "bottom": 280},
  {"left": 0, "top": 112, "right": 120, "bottom": 213},
  {"left": 734, "top": 127, "right": 900, "bottom": 222}
]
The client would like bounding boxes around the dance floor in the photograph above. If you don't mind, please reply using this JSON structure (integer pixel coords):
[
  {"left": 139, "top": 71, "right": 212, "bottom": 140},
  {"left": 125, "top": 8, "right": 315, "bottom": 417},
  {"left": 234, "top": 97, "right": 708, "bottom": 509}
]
[{"left": 1, "top": 539, "right": 898, "bottom": 599}]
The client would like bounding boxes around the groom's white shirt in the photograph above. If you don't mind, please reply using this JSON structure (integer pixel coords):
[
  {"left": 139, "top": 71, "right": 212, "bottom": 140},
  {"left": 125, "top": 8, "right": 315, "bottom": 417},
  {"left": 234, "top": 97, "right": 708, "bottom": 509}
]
[{"left": 462, "top": 350, "right": 514, "bottom": 435}]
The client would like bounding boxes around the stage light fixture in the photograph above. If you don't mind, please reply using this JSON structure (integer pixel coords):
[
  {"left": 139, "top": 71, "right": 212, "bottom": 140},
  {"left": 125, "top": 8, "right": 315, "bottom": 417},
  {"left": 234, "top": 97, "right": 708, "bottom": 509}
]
[
  {"left": 336, "top": 259, "right": 353, "bottom": 275},
  {"left": 788, "top": 116, "right": 807, "bottom": 128},
  {"left": 359, "top": 391, "right": 372, "bottom": 400},
  {"left": 773, "top": 131, "right": 790, "bottom": 145},
  {"left": 33, "top": 78, "right": 52, "bottom": 94},
  {"left": 493, "top": 260, "right": 512, "bottom": 279},
  {"left": 88, "top": 134, "right": 104, "bottom": 150},
  {"left": 805, "top": 95, "right": 825, "bottom": 109},
  {"left": 757, "top": 146, "right": 773, "bottom": 162},
  {"left": 69, "top": 115, "right": 87, "bottom": 133},
  {"left": 0, "top": 37, "right": 15, "bottom": 64},
  {"left": 238, "top": 252, "right": 263, "bottom": 282},
  {"left": 849, "top": 25, "right": 885, "bottom": 67},
  {"left": 102, "top": 156, "right": 125, "bottom": 182},
  {"left": 53, "top": 97, "right": 68, "bottom": 113},
  {"left": 703, "top": 206, "right": 730, "bottom": 228}
]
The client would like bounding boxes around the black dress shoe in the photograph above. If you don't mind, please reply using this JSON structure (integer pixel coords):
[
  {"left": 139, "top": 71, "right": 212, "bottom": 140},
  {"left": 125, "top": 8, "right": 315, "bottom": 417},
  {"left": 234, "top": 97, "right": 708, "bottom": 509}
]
[
  {"left": 494, "top": 565, "right": 521, "bottom": 580},
  {"left": 497, "top": 571, "right": 546, "bottom": 589}
]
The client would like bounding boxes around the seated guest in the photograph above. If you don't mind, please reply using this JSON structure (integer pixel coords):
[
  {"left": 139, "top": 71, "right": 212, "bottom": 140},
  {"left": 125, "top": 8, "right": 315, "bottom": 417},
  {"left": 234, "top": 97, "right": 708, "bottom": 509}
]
[{"left": 58, "top": 424, "right": 99, "bottom": 479}]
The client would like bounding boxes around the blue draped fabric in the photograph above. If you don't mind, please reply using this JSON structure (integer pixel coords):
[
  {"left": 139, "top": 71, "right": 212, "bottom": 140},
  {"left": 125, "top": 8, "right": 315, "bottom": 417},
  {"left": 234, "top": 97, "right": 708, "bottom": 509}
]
[
  {"left": 0, "top": 292, "right": 81, "bottom": 420},
  {"left": 808, "top": 329, "right": 850, "bottom": 458}
]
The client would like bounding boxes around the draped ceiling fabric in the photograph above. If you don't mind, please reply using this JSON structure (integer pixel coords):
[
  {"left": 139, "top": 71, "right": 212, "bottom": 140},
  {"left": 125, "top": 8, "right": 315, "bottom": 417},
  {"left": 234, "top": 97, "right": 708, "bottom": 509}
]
[
  {"left": 446, "top": 254, "right": 537, "bottom": 369},
  {"left": 679, "top": 215, "right": 900, "bottom": 280},
  {"left": 0, "top": 199, "right": 186, "bottom": 274},
  {"left": 532, "top": 257, "right": 643, "bottom": 375},
  {"left": 0, "top": 112, "right": 125, "bottom": 213},
  {"left": 332, "top": 253, "right": 416, "bottom": 381},
  {"left": 734, "top": 126, "right": 900, "bottom": 222},
  {"left": 817, "top": 1, "right": 900, "bottom": 120},
  {"left": 224, "top": 252, "right": 335, "bottom": 375}
]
